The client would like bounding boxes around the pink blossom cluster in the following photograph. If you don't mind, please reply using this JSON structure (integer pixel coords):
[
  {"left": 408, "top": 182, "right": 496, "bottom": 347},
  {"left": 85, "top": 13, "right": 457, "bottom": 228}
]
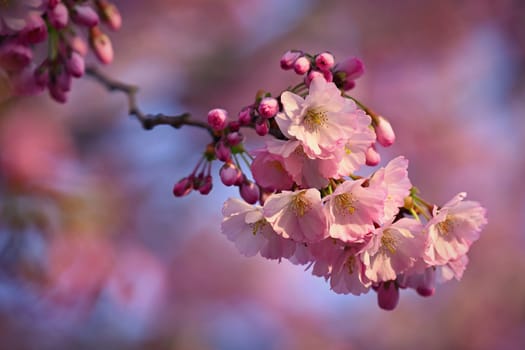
[
  {"left": 0, "top": 0, "right": 121, "bottom": 102},
  {"left": 181, "top": 51, "right": 489, "bottom": 310}
]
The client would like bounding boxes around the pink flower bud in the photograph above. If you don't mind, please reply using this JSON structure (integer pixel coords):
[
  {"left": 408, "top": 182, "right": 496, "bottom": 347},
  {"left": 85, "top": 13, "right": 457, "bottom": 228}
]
[
  {"left": 237, "top": 107, "right": 252, "bottom": 125},
  {"left": 374, "top": 116, "right": 395, "bottom": 147},
  {"left": 226, "top": 131, "right": 244, "bottom": 146},
  {"left": 56, "top": 70, "right": 72, "bottom": 92},
  {"left": 336, "top": 57, "right": 364, "bottom": 91},
  {"left": 48, "top": 3, "right": 69, "bottom": 29},
  {"left": 365, "top": 145, "right": 381, "bottom": 166},
  {"left": 34, "top": 61, "right": 50, "bottom": 87},
  {"left": 416, "top": 268, "right": 436, "bottom": 297},
  {"left": 315, "top": 52, "right": 335, "bottom": 72},
  {"left": 70, "top": 36, "right": 88, "bottom": 56},
  {"left": 305, "top": 70, "right": 332, "bottom": 87},
  {"left": 89, "top": 27, "right": 113, "bottom": 64},
  {"left": 228, "top": 121, "right": 240, "bottom": 132},
  {"left": 72, "top": 5, "right": 99, "bottom": 27},
  {"left": 47, "top": 0, "right": 60, "bottom": 9},
  {"left": 293, "top": 56, "right": 310, "bottom": 75},
  {"left": 66, "top": 51, "right": 85, "bottom": 78},
  {"left": 220, "top": 162, "right": 242, "bottom": 186},
  {"left": 198, "top": 175, "right": 213, "bottom": 195},
  {"left": 19, "top": 14, "right": 47, "bottom": 45},
  {"left": 258, "top": 97, "right": 279, "bottom": 119},
  {"left": 97, "top": 1, "right": 122, "bottom": 31},
  {"left": 377, "top": 282, "right": 399, "bottom": 311},
  {"left": 207, "top": 108, "right": 228, "bottom": 131},
  {"left": 240, "top": 180, "right": 260, "bottom": 204},
  {"left": 280, "top": 50, "right": 301, "bottom": 70},
  {"left": 215, "top": 141, "right": 231, "bottom": 161},
  {"left": 255, "top": 119, "right": 269, "bottom": 136},
  {"left": 173, "top": 177, "right": 193, "bottom": 197},
  {"left": 48, "top": 83, "right": 68, "bottom": 103},
  {"left": 0, "top": 43, "right": 32, "bottom": 72}
]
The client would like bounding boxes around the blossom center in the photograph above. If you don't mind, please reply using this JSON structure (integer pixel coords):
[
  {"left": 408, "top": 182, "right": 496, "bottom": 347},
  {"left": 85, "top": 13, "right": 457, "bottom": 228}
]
[
  {"left": 436, "top": 215, "right": 455, "bottom": 236},
  {"left": 290, "top": 191, "right": 311, "bottom": 217},
  {"left": 303, "top": 107, "right": 328, "bottom": 132},
  {"left": 334, "top": 193, "right": 357, "bottom": 216},
  {"left": 380, "top": 229, "right": 398, "bottom": 254},
  {"left": 251, "top": 219, "right": 267, "bottom": 235}
]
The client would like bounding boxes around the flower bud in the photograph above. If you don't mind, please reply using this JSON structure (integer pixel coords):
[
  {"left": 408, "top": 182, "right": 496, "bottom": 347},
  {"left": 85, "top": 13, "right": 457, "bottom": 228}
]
[
  {"left": 280, "top": 50, "right": 301, "bottom": 70},
  {"left": 56, "top": 70, "right": 72, "bottom": 92},
  {"left": 72, "top": 5, "right": 99, "bottom": 27},
  {"left": 66, "top": 52, "right": 85, "bottom": 78},
  {"left": 48, "top": 3, "right": 69, "bottom": 29},
  {"left": 198, "top": 175, "right": 213, "bottom": 195},
  {"left": 238, "top": 107, "right": 252, "bottom": 125},
  {"left": 416, "top": 268, "right": 436, "bottom": 297},
  {"left": 97, "top": 1, "right": 122, "bottom": 31},
  {"left": 335, "top": 57, "right": 364, "bottom": 91},
  {"left": 0, "top": 43, "right": 32, "bottom": 72},
  {"left": 305, "top": 70, "right": 332, "bottom": 87},
  {"left": 228, "top": 121, "right": 240, "bottom": 132},
  {"left": 215, "top": 141, "right": 231, "bottom": 162},
  {"left": 207, "top": 108, "right": 228, "bottom": 131},
  {"left": 258, "top": 97, "right": 279, "bottom": 119},
  {"left": 70, "top": 36, "right": 88, "bottom": 56},
  {"left": 255, "top": 119, "right": 269, "bottom": 136},
  {"left": 374, "top": 116, "right": 395, "bottom": 147},
  {"left": 34, "top": 61, "right": 50, "bottom": 87},
  {"left": 173, "top": 177, "right": 193, "bottom": 197},
  {"left": 377, "top": 282, "right": 399, "bottom": 311},
  {"left": 293, "top": 56, "right": 310, "bottom": 75},
  {"left": 315, "top": 52, "right": 335, "bottom": 72},
  {"left": 240, "top": 180, "right": 260, "bottom": 205},
  {"left": 365, "top": 145, "right": 381, "bottom": 166},
  {"left": 226, "top": 131, "right": 244, "bottom": 146},
  {"left": 19, "top": 14, "right": 47, "bottom": 44},
  {"left": 48, "top": 83, "right": 68, "bottom": 103},
  {"left": 220, "top": 162, "right": 242, "bottom": 186},
  {"left": 89, "top": 27, "right": 113, "bottom": 64}
]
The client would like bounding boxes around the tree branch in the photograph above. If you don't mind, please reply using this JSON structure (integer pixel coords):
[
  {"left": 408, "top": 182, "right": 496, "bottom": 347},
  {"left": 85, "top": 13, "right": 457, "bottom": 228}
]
[{"left": 85, "top": 66, "right": 215, "bottom": 138}]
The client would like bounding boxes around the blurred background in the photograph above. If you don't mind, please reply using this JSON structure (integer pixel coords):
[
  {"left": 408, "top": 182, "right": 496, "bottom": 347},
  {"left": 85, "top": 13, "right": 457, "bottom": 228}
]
[{"left": 1, "top": 0, "right": 525, "bottom": 349}]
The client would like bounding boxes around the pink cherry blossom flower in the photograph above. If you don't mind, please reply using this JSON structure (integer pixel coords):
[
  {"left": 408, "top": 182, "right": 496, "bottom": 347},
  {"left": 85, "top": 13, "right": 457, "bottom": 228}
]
[
  {"left": 323, "top": 179, "right": 386, "bottom": 243},
  {"left": 424, "top": 192, "right": 487, "bottom": 265},
  {"left": 250, "top": 141, "right": 294, "bottom": 191},
  {"left": 329, "top": 247, "right": 370, "bottom": 295},
  {"left": 361, "top": 218, "right": 425, "bottom": 282},
  {"left": 263, "top": 188, "right": 328, "bottom": 243},
  {"left": 370, "top": 156, "right": 412, "bottom": 223},
  {"left": 221, "top": 198, "right": 295, "bottom": 260},
  {"left": 275, "top": 76, "right": 360, "bottom": 158},
  {"left": 0, "top": 0, "right": 43, "bottom": 33}
]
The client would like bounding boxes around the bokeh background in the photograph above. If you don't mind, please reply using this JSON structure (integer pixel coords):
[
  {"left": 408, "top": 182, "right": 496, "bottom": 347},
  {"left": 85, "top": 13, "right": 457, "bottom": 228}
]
[{"left": 1, "top": 0, "right": 525, "bottom": 349}]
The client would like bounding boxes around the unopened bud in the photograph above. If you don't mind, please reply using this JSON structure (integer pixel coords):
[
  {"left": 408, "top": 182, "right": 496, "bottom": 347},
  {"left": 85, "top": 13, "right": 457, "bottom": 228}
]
[
  {"left": 72, "top": 5, "right": 99, "bottom": 27},
  {"left": 215, "top": 141, "right": 231, "bottom": 161},
  {"left": 220, "top": 162, "right": 242, "bottom": 186},
  {"left": 89, "top": 27, "right": 113, "bottom": 64},
  {"left": 66, "top": 51, "right": 85, "bottom": 78},
  {"left": 0, "top": 43, "right": 32, "bottom": 72},
  {"left": 377, "top": 282, "right": 399, "bottom": 311},
  {"left": 374, "top": 116, "right": 395, "bottom": 147},
  {"left": 293, "top": 56, "right": 310, "bottom": 75},
  {"left": 226, "top": 131, "right": 244, "bottom": 146},
  {"left": 173, "top": 177, "right": 193, "bottom": 197},
  {"left": 48, "top": 3, "right": 69, "bottom": 29},
  {"left": 97, "top": 1, "right": 122, "bottom": 31},
  {"left": 315, "top": 52, "right": 335, "bottom": 72},
  {"left": 365, "top": 145, "right": 381, "bottom": 166},
  {"left": 207, "top": 108, "right": 228, "bottom": 132},
  {"left": 238, "top": 107, "right": 252, "bottom": 125},
  {"left": 198, "top": 175, "right": 213, "bottom": 195},
  {"left": 416, "top": 268, "right": 436, "bottom": 297},
  {"left": 280, "top": 50, "right": 301, "bottom": 70},
  {"left": 255, "top": 119, "right": 269, "bottom": 136},
  {"left": 19, "top": 14, "right": 47, "bottom": 44},
  {"left": 240, "top": 180, "right": 260, "bottom": 204},
  {"left": 258, "top": 97, "right": 279, "bottom": 119}
]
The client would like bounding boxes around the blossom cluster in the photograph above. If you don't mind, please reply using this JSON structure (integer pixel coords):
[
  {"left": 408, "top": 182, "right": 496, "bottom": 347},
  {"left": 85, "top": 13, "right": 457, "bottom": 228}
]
[
  {"left": 176, "top": 51, "right": 488, "bottom": 310},
  {"left": 0, "top": 0, "right": 120, "bottom": 102}
]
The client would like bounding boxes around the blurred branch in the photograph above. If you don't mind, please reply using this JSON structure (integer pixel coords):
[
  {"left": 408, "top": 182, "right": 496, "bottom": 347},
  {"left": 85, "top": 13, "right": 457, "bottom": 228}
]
[{"left": 85, "top": 66, "right": 215, "bottom": 138}]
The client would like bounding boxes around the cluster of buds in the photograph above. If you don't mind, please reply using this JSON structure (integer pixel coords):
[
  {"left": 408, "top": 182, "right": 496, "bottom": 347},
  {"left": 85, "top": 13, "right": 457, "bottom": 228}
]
[
  {"left": 0, "top": 0, "right": 121, "bottom": 102},
  {"left": 280, "top": 50, "right": 364, "bottom": 90},
  {"left": 184, "top": 51, "right": 488, "bottom": 310}
]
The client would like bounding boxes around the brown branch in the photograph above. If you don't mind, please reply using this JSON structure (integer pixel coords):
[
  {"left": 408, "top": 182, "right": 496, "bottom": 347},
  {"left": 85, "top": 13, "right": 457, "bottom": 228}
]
[{"left": 85, "top": 66, "right": 215, "bottom": 138}]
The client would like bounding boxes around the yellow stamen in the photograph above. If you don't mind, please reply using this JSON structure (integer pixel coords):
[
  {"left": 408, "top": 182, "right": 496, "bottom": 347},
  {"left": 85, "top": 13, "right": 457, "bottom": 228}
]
[
  {"left": 380, "top": 229, "right": 398, "bottom": 254},
  {"left": 345, "top": 255, "right": 355, "bottom": 275},
  {"left": 251, "top": 219, "right": 266, "bottom": 235},
  {"left": 334, "top": 193, "right": 357, "bottom": 216},
  {"left": 290, "top": 191, "right": 311, "bottom": 217},
  {"left": 303, "top": 107, "right": 328, "bottom": 132},
  {"left": 436, "top": 215, "right": 455, "bottom": 236}
]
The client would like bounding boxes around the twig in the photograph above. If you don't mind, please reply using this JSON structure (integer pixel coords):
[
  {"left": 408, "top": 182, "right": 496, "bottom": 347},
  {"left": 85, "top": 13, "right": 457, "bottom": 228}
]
[{"left": 85, "top": 66, "right": 216, "bottom": 138}]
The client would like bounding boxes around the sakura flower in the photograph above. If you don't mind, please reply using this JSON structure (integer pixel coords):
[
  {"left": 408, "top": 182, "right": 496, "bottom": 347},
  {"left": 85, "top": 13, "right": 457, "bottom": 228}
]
[
  {"left": 369, "top": 156, "right": 412, "bottom": 223},
  {"left": 263, "top": 188, "right": 328, "bottom": 243},
  {"left": 221, "top": 198, "right": 295, "bottom": 260},
  {"left": 323, "top": 179, "right": 385, "bottom": 243},
  {"left": 0, "top": 0, "right": 43, "bottom": 33},
  {"left": 250, "top": 140, "right": 295, "bottom": 191},
  {"left": 424, "top": 192, "right": 487, "bottom": 265},
  {"left": 361, "top": 218, "right": 425, "bottom": 282},
  {"left": 276, "top": 76, "right": 360, "bottom": 158},
  {"left": 329, "top": 247, "right": 370, "bottom": 295}
]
